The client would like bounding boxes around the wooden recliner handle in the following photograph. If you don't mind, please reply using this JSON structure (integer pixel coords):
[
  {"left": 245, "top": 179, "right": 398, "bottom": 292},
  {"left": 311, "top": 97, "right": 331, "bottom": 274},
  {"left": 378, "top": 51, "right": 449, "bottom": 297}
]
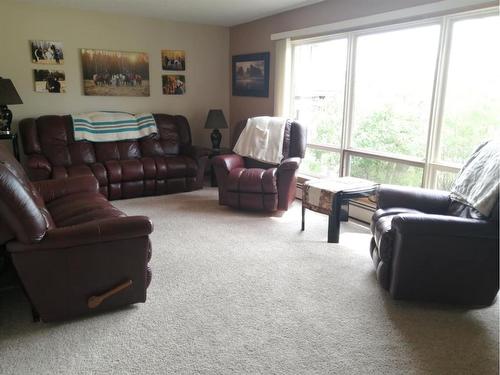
[{"left": 88, "top": 280, "right": 133, "bottom": 309}]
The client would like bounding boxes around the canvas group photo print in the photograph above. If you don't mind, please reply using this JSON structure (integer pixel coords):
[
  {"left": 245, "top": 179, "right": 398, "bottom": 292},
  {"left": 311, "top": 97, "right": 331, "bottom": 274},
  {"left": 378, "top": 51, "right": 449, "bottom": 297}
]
[
  {"left": 31, "top": 40, "right": 64, "bottom": 64},
  {"left": 162, "top": 75, "right": 185, "bottom": 95},
  {"left": 80, "top": 48, "right": 150, "bottom": 96},
  {"left": 161, "top": 50, "right": 186, "bottom": 71},
  {"left": 33, "top": 69, "right": 66, "bottom": 93}
]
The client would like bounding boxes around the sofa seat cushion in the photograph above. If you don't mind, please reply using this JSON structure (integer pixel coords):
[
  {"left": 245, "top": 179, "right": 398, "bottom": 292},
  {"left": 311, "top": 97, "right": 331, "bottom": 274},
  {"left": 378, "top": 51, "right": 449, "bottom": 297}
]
[
  {"left": 52, "top": 163, "right": 108, "bottom": 187},
  {"left": 226, "top": 168, "right": 278, "bottom": 194},
  {"left": 46, "top": 192, "right": 124, "bottom": 227},
  {"left": 164, "top": 156, "right": 197, "bottom": 178}
]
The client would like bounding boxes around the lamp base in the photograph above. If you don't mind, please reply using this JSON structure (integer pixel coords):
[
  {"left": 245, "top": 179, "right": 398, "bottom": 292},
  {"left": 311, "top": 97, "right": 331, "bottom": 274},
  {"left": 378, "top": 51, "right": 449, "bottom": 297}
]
[
  {"left": 0, "top": 105, "right": 12, "bottom": 134},
  {"left": 210, "top": 128, "right": 222, "bottom": 150}
]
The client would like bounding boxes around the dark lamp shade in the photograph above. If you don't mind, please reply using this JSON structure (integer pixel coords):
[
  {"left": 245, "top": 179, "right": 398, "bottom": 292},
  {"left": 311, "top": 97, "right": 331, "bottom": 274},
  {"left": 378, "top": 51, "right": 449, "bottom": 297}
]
[
  {"left": 0, "top": 79, "right": 22, "bottom": 105},
  {"left": 204, "top": 109, "right": 228, "bottom": 129}
]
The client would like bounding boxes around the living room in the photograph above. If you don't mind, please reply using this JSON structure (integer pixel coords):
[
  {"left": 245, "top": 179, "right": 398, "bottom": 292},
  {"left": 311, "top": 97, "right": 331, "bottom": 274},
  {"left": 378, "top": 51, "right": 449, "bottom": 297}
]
[{"left": 0, "top": 0, "right": 498, "bottom": 373}]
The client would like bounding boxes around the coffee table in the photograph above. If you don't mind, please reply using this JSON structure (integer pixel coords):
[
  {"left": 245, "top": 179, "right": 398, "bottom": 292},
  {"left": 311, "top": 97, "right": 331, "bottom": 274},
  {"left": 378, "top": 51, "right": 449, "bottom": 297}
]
[{"left": 301, "top": 177, "right": 378, "bottom": 243}]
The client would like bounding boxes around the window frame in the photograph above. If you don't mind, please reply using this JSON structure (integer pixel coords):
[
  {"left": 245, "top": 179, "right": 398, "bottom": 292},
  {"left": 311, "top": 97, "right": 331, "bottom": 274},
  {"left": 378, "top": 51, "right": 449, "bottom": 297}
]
[{"left": 289, "top": 6, "right": 499, "bottom": 190}]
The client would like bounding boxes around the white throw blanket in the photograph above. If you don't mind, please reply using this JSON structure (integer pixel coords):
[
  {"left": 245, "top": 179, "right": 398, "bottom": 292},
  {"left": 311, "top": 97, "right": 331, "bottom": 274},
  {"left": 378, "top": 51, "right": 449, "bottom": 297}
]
[
  {"left": 72, "top": 111, "right": 157, "bottom": 142},
  {"left": 233, "top": 116, "right": 287, "bottom": 164},
  {"left": 450, "top": 139, "right": 500, "bottom": 217}
]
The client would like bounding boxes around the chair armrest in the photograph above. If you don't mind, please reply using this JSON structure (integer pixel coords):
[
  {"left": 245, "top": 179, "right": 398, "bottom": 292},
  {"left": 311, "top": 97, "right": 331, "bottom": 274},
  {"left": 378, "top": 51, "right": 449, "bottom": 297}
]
[
  {"left": 392, "top": 213, "right": 498, "bottom": 239},
  {"left": 378, "top": 184, "right": 450, "bottom": 214},
  {"left": 278, "top": 157, "right": 301, "bottom": 171},
  {"left": 212, "top": 154, "right": 244, "bottom": 173},
  {"left": 181, "top": 145, "right": 210, "bottom": 160},
  {"left": 8, "top": 216, "right": 153, "bottom": 252},
  {"left": 34, "top": 176, "right": 99, "bottom": 203},
  {"left": 25, "top": 155, "right": 52, "bottom": 181}
]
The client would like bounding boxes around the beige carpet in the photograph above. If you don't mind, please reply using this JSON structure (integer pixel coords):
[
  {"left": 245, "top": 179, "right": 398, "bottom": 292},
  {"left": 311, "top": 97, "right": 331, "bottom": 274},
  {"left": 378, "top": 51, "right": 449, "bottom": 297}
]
[{"left": 0, "top": 188, "right": 498, "bottom": 374}]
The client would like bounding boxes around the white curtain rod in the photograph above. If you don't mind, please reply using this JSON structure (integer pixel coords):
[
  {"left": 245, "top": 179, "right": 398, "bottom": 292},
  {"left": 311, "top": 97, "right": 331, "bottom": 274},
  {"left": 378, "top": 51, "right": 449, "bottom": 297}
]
[{"left": 270, "top": 0, "right": 497, "bottom": 40}]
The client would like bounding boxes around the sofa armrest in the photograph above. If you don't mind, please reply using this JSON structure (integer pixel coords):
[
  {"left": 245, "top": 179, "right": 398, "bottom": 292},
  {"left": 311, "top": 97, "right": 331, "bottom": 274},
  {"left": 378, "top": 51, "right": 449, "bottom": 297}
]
[
  {"left": 377, "top": 185, "right": 450, "bottom": 214},
  {"left": 212, "top": 154, "right": 244, "bottom": 173},
  {"left": 34, "top": 175, "right": 99, "bottom": 203},
  {"left": 8, "top": 216, "right": 153, "bottom": 252},
  {"left": 392, "top": 213, "right": 498, "bottom": 239},
  {"left": 25, "top": 154, "right": 52, "bottom": 181},
  {"left": 278, "top": 157, "right": 301, "bottom": 171}
]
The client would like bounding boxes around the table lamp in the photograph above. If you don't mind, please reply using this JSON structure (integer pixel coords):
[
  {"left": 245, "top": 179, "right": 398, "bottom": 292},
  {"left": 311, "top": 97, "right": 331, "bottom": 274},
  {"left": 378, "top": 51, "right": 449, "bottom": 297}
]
[
  {"left": 0, "top": 77, "right": 23, "bottom": 135},
  {"left": 204, "top": 109, "right": 228, "bottom": 150}
]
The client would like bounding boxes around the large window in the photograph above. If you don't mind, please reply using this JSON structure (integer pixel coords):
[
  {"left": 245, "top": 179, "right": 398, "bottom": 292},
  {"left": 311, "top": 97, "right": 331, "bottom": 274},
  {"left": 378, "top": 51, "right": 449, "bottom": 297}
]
[{"left": 290, "top": 7, "right": 500, "bottom": 191}]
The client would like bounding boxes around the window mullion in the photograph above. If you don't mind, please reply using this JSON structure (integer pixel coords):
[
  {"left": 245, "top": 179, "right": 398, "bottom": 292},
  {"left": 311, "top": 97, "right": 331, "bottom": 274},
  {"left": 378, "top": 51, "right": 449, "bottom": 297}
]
[
  {"left": 340, "top": 33, "right": 356, "bottom": 177},
  {"left": 423, "top": 16, "right": 453, "bottom": 188}
]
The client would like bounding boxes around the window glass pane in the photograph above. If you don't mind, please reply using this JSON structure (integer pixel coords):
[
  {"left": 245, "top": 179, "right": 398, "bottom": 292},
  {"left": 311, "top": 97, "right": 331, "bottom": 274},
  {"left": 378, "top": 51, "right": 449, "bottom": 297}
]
[
  {"left": 292, "top": 39, "right": 347, "bottom": 146},
  {"left": 351, "top": 25, "right": 440, "bottom": 158},
  {"left": 439, "top": 15, "right": 500, "bottom": 164},
  {"left": 349, "top": 155, "right": 423, "bottom": 186},
  {"left": 300, "top": 148, "right": 340, "bottom": 177},
  {"left": 435, "top": 170, "right": 458, "bottom": 191}
]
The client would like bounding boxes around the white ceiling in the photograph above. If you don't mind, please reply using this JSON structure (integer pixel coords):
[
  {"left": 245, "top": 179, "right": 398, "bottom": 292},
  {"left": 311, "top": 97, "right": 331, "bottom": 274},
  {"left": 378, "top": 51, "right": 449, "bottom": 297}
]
[{"left": 15, "top": 0, "right": 325, "bottom": 26}]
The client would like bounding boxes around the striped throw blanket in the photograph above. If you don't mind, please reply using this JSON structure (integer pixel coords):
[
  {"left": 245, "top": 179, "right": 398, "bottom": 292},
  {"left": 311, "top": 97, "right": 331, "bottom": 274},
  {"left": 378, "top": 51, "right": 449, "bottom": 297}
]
[{"left": 72, "top": 111, "right": 158, "bottom": 142}]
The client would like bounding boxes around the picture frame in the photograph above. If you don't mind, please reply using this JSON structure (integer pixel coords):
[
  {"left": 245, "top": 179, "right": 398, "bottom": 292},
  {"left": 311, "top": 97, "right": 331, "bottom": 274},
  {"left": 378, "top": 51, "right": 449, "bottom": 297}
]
[
  {"left": 31, "top": 40, "right": 64, "bottom": 65},
  {"left": 80, "top": 48, "right": 150, "bottom": 97},
  {"left": 161, "top": 50, "right": 186, "bottom": 71},
  {"left": 232, "top": 52, "right": 270, "bottom": 97},
  {"left": 162, "top": 75, "right": 185, "bottom": 95},
  {"left": 33, "top": 69, "right": 66, "bottom": 93}
]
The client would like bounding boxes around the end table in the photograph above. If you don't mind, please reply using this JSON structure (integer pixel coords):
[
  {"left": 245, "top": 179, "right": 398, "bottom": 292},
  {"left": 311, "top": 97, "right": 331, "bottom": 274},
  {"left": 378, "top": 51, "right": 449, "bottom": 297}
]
[
  {"left": 0, "top": 132, "right": 19, "bottom": 161},
  {"left": 302, "top": 177, "right": 379, "bottom": 243}
]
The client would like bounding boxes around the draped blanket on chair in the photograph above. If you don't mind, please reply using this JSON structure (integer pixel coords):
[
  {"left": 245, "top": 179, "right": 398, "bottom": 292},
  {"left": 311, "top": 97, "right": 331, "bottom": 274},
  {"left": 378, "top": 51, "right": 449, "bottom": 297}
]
[
  {"left": 233, "top": 116, "right": 287, "bottom": 164},
  {"left": 72, "top": 111, "right": 157, "bottom": 142},
  {"left": 451, "top": 139, "right": 500, "bottom": 217}
]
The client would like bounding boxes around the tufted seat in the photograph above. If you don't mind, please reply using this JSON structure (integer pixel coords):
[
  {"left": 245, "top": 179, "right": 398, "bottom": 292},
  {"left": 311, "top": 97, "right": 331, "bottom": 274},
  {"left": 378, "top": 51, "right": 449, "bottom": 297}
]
[{"left": 19, "top": 114, "right": 208, "bottom": 200}]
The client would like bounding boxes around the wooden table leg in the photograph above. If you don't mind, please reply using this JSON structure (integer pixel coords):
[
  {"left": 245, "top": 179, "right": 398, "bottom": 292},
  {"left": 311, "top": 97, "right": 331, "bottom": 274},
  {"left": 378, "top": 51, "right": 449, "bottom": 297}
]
[
  {"left": 327, "top": 194, "right": 343, "bottom": 243},
  {"left": 301, "top": 204, "right": 305, "bottom": 231}
]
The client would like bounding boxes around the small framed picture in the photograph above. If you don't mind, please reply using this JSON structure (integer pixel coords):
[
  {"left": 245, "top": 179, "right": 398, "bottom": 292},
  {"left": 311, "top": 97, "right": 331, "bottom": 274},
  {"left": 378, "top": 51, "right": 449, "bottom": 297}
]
[
  {"left": 34, "top": 69, "right": 66, "bottom": 93},
  {"left": 161, "top": 50, "right": 186, "bottom": 71},
  {"left": 232, "top": 52, "right": 270, "bottom": 97},
  {"left": 31, "top": 40, "right": 64, "bottom": 64},
  {"left": 162, "top": 75, "right": 185, "bottom": 95}
]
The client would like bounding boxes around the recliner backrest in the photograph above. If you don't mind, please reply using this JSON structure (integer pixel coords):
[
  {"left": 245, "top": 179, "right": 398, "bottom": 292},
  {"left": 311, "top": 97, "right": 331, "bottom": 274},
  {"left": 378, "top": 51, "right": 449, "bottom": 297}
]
[
  {"left": 231, "top": 118, "right": 307, "bottom": 166},
  {"left": 0, "top": 145, "right": 54, "bottom": 244}
]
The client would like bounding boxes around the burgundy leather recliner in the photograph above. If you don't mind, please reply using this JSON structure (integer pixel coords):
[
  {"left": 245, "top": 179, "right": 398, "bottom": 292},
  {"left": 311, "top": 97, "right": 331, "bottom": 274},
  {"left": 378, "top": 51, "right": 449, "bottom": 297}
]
[
  {"left": 19, "top": 114, "right": 208, "bottom": 200},
  {"left": 212, "top": 119, "right": 306, "bottom": 211},
  {"left": 0, "top": 145, "right": 153, "bottom": 322}
]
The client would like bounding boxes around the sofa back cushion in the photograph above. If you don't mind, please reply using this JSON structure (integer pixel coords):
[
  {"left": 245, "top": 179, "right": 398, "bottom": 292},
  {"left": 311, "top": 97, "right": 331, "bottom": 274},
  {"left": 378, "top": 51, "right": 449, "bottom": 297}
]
[
  {"left": 20, "top": 114, "right": 193, "bottom": 166},
  {"left": 0, "top": 145, "right": 53, "bottom": 244}
]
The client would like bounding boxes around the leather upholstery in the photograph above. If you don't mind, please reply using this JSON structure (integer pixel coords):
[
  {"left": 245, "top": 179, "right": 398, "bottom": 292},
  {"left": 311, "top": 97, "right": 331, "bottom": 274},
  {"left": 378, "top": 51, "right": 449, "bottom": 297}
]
[
  {"left": 213, "top": 119, "right": 306, "bottom": 212},
  {"left": 370, "top": 184, "right": 499, "bottom": 305},
  {"left": 20, "top": 114, "right": 208, "bottom": 200},
  {"left": 0, "top": 145, "right": 153, "bottom": 322}
]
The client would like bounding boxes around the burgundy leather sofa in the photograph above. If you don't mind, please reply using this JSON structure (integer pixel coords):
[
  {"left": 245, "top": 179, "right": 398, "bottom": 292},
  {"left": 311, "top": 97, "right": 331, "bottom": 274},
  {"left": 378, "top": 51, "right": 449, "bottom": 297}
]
[
  {"left": 0, "top": 145, "right": 153, "bottom": 322},
  {"left": 19, "top": 114, "right": 208, "bottom": 200},
  {"left": 370, "top": 185, "right": 499, "bottom": 305},
  {"left": 212, "top": 119, "right": 306, "bottom": 211}
]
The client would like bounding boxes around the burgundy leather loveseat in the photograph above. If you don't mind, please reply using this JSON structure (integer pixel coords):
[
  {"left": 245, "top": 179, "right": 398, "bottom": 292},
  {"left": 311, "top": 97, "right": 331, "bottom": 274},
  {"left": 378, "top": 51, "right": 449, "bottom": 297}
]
[
  {"left": 19, "top": 114, "right": 208, "bottom": 200},
  {"left": 0, "top": 145, "right": 153, "bottom": 322}
]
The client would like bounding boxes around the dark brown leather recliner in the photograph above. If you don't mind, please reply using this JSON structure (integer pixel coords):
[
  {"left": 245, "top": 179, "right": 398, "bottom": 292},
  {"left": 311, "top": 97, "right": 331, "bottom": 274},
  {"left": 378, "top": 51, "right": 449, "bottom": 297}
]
[
  {"left": 212, "top": 119, "right": 306, "bottom": 211},
  {"left": 19, "top": 114, "right": 208, "bottom": 200},
  {"left": 0, "top": 145, "right": 153, "bottom": 322},
  {"left": 370, "top": 185, "right": 499, "bottom": 305}
]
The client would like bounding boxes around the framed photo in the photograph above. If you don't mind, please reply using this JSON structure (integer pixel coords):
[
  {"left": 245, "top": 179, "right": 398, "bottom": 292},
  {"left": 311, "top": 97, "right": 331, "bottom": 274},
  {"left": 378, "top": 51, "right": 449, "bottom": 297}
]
[
  {"left": 161, "top": 50, "right": 186, "bottom": 71},
  {"left": 80, "top": 48, "right": 150, "bottom": 96},
  {"left": 232, "top": 52, "right": 270, "bottom": 97},
  {"left": 162, "top": 75, "right": 185, "bottom": 95},
  {"left": 31, "top": 40, "right": 64, "bottom": 64},
  {"left": 33, "top": 69, "right": 66, "bottom": 93}
]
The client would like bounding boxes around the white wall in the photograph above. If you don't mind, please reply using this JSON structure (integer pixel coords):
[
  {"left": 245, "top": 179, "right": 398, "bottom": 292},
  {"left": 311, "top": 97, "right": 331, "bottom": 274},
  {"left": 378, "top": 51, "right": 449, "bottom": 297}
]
[{"left": 0, "top": 1, "right": 230, "bottom": 148}]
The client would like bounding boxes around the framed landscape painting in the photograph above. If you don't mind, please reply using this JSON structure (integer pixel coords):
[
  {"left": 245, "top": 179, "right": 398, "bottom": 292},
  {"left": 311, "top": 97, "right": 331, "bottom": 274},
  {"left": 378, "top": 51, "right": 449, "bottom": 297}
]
[
  {"left": 80, "top": 48, "right": 150, "bottom": 96},
  {"left": 232, "top": 52, "right": 269, "bottom": 97}
]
